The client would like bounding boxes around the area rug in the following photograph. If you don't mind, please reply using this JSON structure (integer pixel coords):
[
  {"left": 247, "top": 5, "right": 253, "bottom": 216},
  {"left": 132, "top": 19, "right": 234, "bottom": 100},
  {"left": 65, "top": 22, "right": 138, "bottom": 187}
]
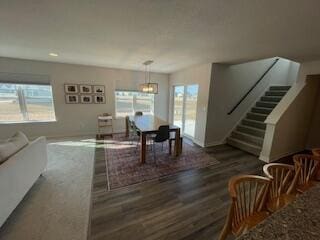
[{"left": 104, "top": 134, "right": 219, "bottom": 190}]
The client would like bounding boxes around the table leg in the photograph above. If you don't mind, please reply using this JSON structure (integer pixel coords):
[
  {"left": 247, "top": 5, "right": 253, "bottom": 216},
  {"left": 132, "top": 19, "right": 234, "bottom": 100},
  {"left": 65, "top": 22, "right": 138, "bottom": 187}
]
[
  {"left": 175, "top": 129, "right": 181, "bottom": 157},
  {"left": 125, "top": 118, "right": 129, "bottom": 137},
  {"left": 140, "top": 132, "right": 147, "bottom": 164}
]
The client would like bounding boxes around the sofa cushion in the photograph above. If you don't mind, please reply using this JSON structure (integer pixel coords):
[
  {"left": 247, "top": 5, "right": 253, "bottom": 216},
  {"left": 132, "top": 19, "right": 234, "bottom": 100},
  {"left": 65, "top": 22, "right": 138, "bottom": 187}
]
[{"left": 0, "top": 132, "right": 29, "bottom": 164}]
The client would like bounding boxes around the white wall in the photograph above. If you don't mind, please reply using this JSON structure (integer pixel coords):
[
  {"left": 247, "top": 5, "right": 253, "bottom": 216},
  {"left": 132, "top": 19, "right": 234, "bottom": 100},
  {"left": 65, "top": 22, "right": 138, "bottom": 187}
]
[
  {"left": 297, "top": 60, "right": 320, "bottom": 149},
  {"left": 168, "top": 63, "right": 212, "bottom": 147},
  {"left": 205, "top": 57, "right": 299, "bottom": 146},
  {"left": 0, "top": 57, "right": 169, "bottom": 139}
]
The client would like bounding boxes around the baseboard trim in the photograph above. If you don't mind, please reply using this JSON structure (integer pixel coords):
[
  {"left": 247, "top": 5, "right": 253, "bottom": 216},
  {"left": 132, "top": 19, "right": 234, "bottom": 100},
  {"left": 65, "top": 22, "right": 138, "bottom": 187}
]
[{"left": 192, "top": 139, "right": 205, "bottom": 147}]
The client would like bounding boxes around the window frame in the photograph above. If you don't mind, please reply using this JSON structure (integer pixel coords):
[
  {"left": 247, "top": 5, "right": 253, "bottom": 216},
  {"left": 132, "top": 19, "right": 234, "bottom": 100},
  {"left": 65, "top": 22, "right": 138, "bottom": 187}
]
[
  {"left": 114, "top": 90, "right": 155, "bottom": 118},
  {"left": 0, "top": 83, "right": 57, "bottom": 124}
]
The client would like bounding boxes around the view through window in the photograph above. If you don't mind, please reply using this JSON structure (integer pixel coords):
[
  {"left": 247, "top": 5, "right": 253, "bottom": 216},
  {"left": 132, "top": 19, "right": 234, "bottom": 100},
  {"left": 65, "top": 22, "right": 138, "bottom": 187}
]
[
  {"left": 115, "top": 91, "right": 154, "bottom": 117},
  {"left": 173, "top": 84, "right": 199, "bottom": 138},
  {"left": 0, "top": 83, "right": 56, "bottom": 122}
]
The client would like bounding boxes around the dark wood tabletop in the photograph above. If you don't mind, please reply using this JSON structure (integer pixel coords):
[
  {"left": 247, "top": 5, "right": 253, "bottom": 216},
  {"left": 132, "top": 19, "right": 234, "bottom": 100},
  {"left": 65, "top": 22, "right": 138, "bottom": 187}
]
[{"left": 129, "top": 115, "right": 179, "bottom": 133}]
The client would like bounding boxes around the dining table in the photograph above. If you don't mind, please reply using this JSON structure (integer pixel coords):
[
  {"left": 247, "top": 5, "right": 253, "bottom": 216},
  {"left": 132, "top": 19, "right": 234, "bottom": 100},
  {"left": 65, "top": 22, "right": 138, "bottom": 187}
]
[
  {"left": 126, "top": 115, "right": 181, "bottom": 164},
  {"left": 236, "top": 184, "right": 320, "bottom": 240}
]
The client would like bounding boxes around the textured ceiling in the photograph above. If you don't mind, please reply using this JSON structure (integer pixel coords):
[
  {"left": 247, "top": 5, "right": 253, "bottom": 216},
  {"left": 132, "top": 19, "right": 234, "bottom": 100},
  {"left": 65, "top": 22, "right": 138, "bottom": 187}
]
[{"left": 0, "top": 0, "right": 320, "bottom": 73}]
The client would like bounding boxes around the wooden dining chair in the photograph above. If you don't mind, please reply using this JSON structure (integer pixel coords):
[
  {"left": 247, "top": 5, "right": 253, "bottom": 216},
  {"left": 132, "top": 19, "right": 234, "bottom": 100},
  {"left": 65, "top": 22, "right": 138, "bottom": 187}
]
[
  {"left": 263, "top": 163, "right": 299, "bottom": 212},
  {"left": 312, "top": 148, "right": 320, "bottom": 157},
  {"left": 219, "top": 175, "right": 271, "bottom": 240},
  {"left": 312, "top": 148, "right": 320, "bottom": 180},
  {"left": 293, "top": 154, "right": 320, "bottom": 193}
]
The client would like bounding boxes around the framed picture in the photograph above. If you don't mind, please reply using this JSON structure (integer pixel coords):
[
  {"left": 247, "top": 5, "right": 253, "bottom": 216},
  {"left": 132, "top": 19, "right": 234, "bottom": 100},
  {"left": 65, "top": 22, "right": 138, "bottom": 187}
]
[
  {"left": 80, "top": 95, "right": 93, "bottom": 104},
  {"left": 64, "top": 84, "right": 78, "bottom": 93},
  {"left": 94, "top": 95, "right": 106, "bottom": 104},
  {"left": 79, "top": 84, "right": 92, "bottom": 94},
  {"left": 93, "top": 85, "right": 105, "bottom": 94},
  {"left": 65, "top": 94, "right": 79, "bottom": 104}
]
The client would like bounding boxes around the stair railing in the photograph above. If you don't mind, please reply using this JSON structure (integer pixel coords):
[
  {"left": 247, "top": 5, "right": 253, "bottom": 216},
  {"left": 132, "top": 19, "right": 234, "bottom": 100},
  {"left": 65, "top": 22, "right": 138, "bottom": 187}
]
[{"left": 227, "top": 58, "right": 279, "bottom": 115}]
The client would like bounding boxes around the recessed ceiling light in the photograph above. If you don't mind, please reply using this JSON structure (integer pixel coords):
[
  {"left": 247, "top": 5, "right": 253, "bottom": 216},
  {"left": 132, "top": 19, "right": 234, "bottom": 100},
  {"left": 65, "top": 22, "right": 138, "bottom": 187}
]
[{"left": 49, "top": 53, "right": 58, "bottom": 57}]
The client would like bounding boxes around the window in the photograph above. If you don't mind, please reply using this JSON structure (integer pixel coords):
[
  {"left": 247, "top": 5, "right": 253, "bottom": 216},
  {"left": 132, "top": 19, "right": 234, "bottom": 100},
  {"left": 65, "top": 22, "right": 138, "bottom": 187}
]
[
  {"left": 0, "top": 83, "right": 56, "bottom": 123},
  {"left": 115, "top": 91, "right": 154, "bottom": 117}
]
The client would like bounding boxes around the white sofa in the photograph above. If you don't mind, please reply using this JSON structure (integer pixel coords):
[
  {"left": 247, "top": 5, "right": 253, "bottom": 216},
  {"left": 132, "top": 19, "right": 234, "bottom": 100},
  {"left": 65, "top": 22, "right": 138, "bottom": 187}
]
[{"left": 0, "top": 136, "right": 48, "bottom": 227}]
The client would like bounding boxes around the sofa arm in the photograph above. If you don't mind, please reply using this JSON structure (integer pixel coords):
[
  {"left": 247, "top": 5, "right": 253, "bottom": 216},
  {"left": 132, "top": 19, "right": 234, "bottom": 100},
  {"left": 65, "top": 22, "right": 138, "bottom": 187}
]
[{"left": 0, "top": 136, "right": 48, "bottom": 227}]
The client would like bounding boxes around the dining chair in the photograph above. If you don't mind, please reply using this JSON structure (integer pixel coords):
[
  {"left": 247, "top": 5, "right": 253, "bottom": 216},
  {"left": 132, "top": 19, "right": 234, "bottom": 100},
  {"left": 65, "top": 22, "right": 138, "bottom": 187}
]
[
  {"left": 263, "top": 163, "right": 299, "bottom": 212},
  {"left": 150, "top": 125, "right": 170, "bottom": 164},
  {"left": 312, "top": 148, "right": 320, "bottom": 157},
  {"left": 135, "top": 111, "right": 143, "bottom": 116},
  {"left": 219, "top": 175, "right": 271, "bottom": 240},
  {"left": 312, "top": 148, "right": 320, "bottom": 180},
  {"left": 293, "top": 154, "right": 320, "bottom": 193}
]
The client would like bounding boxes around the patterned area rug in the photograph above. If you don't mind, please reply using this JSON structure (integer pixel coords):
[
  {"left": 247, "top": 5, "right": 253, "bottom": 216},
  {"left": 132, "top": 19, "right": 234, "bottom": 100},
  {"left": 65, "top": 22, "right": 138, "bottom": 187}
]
[{"left": 104, "top": 134, "right": 219, "bottom": 190}]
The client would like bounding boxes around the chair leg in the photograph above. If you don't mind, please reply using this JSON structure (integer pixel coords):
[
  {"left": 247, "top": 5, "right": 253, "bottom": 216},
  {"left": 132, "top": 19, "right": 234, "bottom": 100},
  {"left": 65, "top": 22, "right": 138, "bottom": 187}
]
[
  {"left": 219, "top": 205, "right": 233, "bottom": 240},
  {"left": 135, "top": 139, "right": 138, "bottom": 154},
  {"left": 153, "top": 142, "right": 157, "bottom": 165}
]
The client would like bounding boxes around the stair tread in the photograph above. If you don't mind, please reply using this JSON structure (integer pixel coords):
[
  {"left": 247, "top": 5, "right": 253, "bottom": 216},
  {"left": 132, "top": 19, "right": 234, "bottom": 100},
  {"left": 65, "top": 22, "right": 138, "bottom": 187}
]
[
  {"left": 243, "top": 118, "right": 266, "bottom": 124},
  {"left": 269, "top": 86, "right": 291, "bottom": 91},
  {"left": 248, "top": 112, "right": 268, "bottom": 116},
  {"left": 227, "top": 137, "right": 262, "bottom": 149},
  {"left": 266, "top": 90, "right": 288, "bottom": 93},
  {"left": 252, "top": 106, "right": 273, "bottom": 110},
  {"left": 238, "top": 124, "right": 265, "bottom": 133},
  {"left": 262, "top": 96, "right": 282, "bottom": 99},
  {"left": 257, "top": 100, "right": 278, "bottom": 105},
  {"left": 233, "top": 130, "right": 264, "bottom": 140}
]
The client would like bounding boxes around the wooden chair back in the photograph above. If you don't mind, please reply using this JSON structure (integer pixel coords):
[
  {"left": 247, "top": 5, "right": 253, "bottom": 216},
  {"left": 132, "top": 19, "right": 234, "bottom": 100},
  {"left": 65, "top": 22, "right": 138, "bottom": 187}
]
[
  {"left": 219, "top": 175, "right": 270, "bottom": 240},
  {"left": 312, "top": 148, "right": 320, "bottom": 157},
  {"left": 293, "top": 154, "right": 320, "bottom": 187},
  {"left": 263, "top": 163, "right": 298, "bottom": 197},
  {"left": 312, "top": 148, "right": 320, "bottom": 180}
]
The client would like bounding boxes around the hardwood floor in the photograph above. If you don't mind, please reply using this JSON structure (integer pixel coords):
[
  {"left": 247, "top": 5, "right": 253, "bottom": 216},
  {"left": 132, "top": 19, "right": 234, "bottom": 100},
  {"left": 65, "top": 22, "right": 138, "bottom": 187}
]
[{"left": 89, "top": 144, "right": 264, "bottom": 240}]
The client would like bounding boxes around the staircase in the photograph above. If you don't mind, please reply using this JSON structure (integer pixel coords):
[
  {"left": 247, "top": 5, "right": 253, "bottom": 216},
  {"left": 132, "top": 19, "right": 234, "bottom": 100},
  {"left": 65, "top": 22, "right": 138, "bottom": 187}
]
[{"left": 227, "top": 86, "right": 291, "bottom": 156}]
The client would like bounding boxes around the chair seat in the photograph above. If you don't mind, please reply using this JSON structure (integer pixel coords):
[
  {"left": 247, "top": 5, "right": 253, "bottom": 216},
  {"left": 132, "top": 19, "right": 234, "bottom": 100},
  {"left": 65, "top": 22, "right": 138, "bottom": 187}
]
[
  {"left": 233, "top": 211, "right": 269, "bottom": 236},
  {"left": 296, "top": 180, "right": 318, "bottom": 193},
  {"left": 267, "top": 194, "right": 296, "bottom": 212}
]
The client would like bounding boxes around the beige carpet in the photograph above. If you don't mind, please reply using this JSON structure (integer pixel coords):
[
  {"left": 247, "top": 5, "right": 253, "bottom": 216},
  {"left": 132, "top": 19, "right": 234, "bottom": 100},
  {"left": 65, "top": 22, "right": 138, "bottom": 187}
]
[{"left": 0, "top": 136, "right": 97, "bottom": 240}]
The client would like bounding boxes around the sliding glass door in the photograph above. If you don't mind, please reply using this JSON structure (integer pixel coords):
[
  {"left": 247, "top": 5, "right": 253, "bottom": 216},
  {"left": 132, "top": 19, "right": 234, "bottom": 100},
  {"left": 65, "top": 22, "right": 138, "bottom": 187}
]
[{"left": 173, "top": 84, "right": 199, "bottom": 138}]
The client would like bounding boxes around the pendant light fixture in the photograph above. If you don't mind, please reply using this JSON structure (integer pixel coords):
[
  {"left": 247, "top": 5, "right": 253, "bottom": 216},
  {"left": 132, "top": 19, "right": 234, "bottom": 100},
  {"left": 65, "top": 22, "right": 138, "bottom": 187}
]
[{"left": 139, "top": 60, "right": 158, "bottom": 94}]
